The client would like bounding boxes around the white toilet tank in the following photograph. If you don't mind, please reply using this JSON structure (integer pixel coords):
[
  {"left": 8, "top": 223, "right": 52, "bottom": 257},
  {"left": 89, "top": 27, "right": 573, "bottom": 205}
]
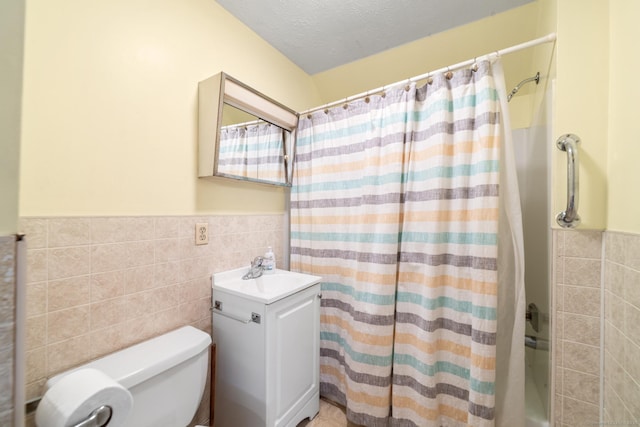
[{"left": 45, "top": 326, "right": 211, "bottom": 427}]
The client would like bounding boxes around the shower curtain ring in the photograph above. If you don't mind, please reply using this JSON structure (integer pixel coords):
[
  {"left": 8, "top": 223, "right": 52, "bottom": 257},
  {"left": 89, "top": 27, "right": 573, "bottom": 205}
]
[{"left": 445, "top": 66, "right": 453, "bottom": 80}]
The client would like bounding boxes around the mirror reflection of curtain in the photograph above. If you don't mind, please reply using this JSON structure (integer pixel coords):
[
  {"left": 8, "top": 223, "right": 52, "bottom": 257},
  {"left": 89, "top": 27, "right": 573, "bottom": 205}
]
[
  {"left": 218, "top": 122, "right": 285, "bottom": 182},
  {"left": 291, "top": 59, "right": 524, "bottom": 427}
]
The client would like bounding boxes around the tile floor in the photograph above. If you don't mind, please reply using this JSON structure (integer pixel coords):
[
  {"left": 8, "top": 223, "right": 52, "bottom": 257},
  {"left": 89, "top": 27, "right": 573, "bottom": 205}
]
[{"left": 297, "top": 399, "right": 362, "bottom": 427}]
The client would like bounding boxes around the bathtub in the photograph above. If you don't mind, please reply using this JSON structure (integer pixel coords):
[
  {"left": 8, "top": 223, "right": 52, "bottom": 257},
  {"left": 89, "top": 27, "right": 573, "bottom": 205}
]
[{"left": 525, "top": 359, "right": 550, "bottom": 427}]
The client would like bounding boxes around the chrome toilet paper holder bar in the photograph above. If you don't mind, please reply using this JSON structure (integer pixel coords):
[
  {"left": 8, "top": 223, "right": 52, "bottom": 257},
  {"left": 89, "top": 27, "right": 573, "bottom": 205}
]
[
  {"left": 27, "top": 399, "right": 113, "bottom": 427},
  {"left": 72, "top": 405, "right": 112, "bottom": 427},
  {"left": 25, "top": 398, "right": 40, "bottom": 416}
]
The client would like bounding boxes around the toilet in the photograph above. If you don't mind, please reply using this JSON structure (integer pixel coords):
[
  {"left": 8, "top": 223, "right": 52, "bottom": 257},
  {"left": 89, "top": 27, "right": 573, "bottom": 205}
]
[{"left": 41, "top": 326, "right": 212, "bottom": 427}]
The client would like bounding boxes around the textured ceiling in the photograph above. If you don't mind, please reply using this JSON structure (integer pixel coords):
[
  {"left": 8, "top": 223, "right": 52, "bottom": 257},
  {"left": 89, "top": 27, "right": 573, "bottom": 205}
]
[{"left": 216, "top": 0, "right": 534, "bottom": 74}]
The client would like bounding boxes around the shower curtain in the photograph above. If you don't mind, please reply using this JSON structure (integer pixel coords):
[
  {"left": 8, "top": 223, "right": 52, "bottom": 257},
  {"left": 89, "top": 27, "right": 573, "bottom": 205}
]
[
  {"left": 218, "top": 122, "right": 285, "bottom": 182},
  {"left": 291, "top": 59, "right": 524, "bottom": 427}
]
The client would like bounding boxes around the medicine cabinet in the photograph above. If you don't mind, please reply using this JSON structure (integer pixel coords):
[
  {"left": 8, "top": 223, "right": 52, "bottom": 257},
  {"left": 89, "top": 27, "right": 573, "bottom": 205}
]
[{"left": 198, "top": 72, "right": 299, "bottom": 187}]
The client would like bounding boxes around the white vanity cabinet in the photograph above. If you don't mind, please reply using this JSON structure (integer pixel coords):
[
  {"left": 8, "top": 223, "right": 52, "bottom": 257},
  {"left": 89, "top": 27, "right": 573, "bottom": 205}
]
[{"left": 212, "top": 268, "right": 322, "bottom": 427}]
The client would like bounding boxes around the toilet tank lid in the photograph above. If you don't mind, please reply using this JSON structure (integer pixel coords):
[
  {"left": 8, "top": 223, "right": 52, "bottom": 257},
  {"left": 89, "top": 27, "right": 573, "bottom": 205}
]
[{"left": 47, "top": 326, "right": 211, "bottom": 390}]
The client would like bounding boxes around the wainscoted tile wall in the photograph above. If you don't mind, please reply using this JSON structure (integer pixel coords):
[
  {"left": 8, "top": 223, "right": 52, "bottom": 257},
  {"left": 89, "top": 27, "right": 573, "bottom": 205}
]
[
  {"left": 603, "top": 231, "right": 640, "bottom": 423},
  {"left": 552, "top": 229, "right": 603, "bottom": 427},
  {"left": 0, "top": 235, "right": 17, "bottom": 426},
  {"left": 19, "top": 218, "right": 639, "bottom": 425},
  {"left": 20, "top": 214, "right": 285, "bottom": 425}
]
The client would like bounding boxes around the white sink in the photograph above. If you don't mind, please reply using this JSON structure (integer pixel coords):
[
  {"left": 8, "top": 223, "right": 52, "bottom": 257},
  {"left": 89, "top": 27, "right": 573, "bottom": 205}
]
[{"left": 212, "top": 267, "right": 322, "bottom": 304}]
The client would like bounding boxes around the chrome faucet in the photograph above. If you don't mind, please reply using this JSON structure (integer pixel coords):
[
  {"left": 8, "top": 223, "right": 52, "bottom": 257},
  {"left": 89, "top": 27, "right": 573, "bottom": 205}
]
[{"left": 242, "top": 256, "right": 264, "bottom": 280}]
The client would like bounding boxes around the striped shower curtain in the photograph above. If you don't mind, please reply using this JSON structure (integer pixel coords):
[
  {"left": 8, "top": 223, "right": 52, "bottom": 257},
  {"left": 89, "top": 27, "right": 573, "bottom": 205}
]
[
  {"left": 291, "top": 59, "right": 523, "bottom": 427},
  {"left": 218, "top": 122, "right": 286, "bottom": 182}
]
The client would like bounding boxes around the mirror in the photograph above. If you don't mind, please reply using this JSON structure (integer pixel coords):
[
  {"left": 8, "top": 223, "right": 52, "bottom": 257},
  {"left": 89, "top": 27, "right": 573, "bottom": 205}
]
[
  {"left": 198, "top": 72, "right": 298, "bottom": 186},
  {"left": 217, "top": 104, "right": 289, "bottom": 184}
]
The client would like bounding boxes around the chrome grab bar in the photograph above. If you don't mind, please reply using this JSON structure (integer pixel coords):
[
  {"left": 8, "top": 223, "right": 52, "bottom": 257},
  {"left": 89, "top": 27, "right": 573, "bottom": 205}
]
[{"left": 556, "top": 134, "right": 581, "bottom": 228}]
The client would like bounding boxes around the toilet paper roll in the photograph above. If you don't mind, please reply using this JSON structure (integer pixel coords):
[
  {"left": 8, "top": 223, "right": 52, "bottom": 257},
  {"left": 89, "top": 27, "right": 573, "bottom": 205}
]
[{"left": 36, "top": 368, "right": 133, "bottom": 427}]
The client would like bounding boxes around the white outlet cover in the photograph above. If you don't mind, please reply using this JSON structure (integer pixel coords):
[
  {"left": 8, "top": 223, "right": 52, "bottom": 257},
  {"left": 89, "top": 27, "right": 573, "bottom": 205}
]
[{"left": 196, "top": 223, "right": 209, "bottom": 245}]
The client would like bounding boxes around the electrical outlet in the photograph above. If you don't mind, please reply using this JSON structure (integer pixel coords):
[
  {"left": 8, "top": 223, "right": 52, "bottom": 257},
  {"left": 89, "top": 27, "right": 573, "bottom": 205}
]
[{"left": 195, "top": 223, "right": 209, "bottom": 245}]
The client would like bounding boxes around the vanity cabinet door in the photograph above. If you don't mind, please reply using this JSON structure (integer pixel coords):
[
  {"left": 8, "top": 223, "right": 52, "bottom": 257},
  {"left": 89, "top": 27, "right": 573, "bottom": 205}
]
[{"left": 266, "top": 283, "right": 321, "bottom": 427}]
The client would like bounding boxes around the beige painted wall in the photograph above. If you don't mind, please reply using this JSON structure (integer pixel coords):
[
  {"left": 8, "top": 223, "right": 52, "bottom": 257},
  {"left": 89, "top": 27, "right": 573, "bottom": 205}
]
[
  {"left": 0, "top": 0, "right": 24, "bottom": 234},
  {"left": 313, "top": 0, "right": 631, "bottom": 234},
  {"left": 310, "top": 2, "right": 541, "bottom": 120},
  {"left": 529, "top": 0, "right": 557, "bottom": 120},
  {"left": 607, "top": 0, "right": 640, "bottom": 234},
  {"left": 553, "top": 0, "right": 609, "bottom": 230},
  {"left": 313, "top": 0, "right": 618, "bottom": 231},
  {"left": 20, "top": 0, "right": 322, "bottom": 217},
  {"left": 551, "top": 0, "right": 640, "bottom": 234},
  {"left": 20, "top": 0, "right": 638, "bottom": 231}
]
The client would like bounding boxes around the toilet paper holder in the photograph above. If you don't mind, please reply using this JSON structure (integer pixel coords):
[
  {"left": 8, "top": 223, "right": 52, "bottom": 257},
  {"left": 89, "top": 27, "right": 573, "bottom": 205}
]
[
  {"left": 72, "top": 405, "right": 112, "bottom": 427},
  {"left": 27, "top": 399, "right": 113, "bottom": 427}
]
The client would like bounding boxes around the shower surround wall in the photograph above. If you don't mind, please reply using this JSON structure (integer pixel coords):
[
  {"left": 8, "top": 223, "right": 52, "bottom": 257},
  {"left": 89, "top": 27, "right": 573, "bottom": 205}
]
[
  {"left": 553, "top": 229, "right": 640, "bottom": 425},
  {"left": 21, "top": 214, "right": 285, "bottom": 425},
  {"left": 552, "top": 229, "right": 603, "bottom": 426},
  {"left": 603, "top": 231, "right": 640, "bottom": 422}
]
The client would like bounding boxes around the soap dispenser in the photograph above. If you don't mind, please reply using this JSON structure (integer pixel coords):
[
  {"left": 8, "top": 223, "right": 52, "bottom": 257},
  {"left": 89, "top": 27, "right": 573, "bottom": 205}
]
[{"left": 263, "top": 246, "right": 276, "bottom": 273}]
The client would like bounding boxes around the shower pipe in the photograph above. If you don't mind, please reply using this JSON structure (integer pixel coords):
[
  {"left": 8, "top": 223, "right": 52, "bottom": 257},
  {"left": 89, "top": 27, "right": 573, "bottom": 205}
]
[
  {"left": 556, "top": 134, "right": 581, "bottom": 228},
  {"left": 299, "top": 33, "right": 557, "bottom": 115},
  {"left": 507, "top": 72, "right": 540, "bottom": 102}
]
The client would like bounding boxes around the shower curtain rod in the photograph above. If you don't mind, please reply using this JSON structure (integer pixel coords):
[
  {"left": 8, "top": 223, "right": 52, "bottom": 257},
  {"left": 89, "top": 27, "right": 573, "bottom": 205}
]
[{"left": 299, "top": 32, "right": 557, "bottom": 115}]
